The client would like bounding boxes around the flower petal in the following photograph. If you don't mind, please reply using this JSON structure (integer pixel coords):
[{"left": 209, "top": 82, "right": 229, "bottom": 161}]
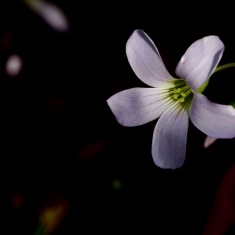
[
  {"left": 126, "top": 30, "right": 174, "bottom": 87},
  {"left": 107, "top": 87, "right": 171, "bottom": 127},
  {"left": 175, "top": 36, "right": 224, "bottom": 90},
  {"left": 204, "top": 136, "right": 217, "bottom": 148},
  {"left": 24, "top": 0, "right": 69, "bottom": 33},
  {"left": 190, "top": 93, "right": 235, "bottom": 138},
  {"left": 152, "top": 103, "right": 189, "bottom": 169}
]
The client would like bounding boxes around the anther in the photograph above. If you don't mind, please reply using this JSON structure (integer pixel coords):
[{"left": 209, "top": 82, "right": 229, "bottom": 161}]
[
  {"left": 179, "top": 97, "right": 185, "bottom": 103},
  {"left": 174, "top": 88, "right": 181, "bottom": 94},
  {"left": 174, "top": 94, "right": 179, "bottom": 100}
]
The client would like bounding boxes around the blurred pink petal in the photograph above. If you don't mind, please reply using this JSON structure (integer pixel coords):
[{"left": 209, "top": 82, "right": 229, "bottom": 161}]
[
  {"left": 24, "top": 0, "right": 69, "bottom": 32},
  {"left": 204, "top": 136, "right": 218, "bottom": 148},
  {"left": 5, "top": 54, "right": 23, "bottom": 77}
]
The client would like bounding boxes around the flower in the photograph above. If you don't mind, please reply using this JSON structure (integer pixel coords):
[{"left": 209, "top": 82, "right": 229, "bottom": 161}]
[{"left": 107, "top": 29, "right": 235, "bottom": 169}]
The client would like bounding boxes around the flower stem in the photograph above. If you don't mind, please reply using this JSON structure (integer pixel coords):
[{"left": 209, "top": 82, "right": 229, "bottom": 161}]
[
  {"left": 196, "top": 79, "right": 209, "bottom": 93},
  {"left": 197, "top": 63, "right": 235, "bottom": 94},
  {"left": 213, "top": 63, "right": 235, "bottom": 74},
  {"left": 230, "top": 101, "right": 235, "bottom": 109}
]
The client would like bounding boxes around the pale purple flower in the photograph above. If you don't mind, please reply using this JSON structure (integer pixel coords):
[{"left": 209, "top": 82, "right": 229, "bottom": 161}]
[{"left": 107, "top": 29, "right": 235, "bottom": 169}]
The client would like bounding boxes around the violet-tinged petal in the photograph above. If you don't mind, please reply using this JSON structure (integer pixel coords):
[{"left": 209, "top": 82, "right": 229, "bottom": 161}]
[
  {"left": 24, "top": 0, "right": 69, "bottom": 32},
  {"left": 152, "top": 104, "right": 189, "bottom": 169},
  {"left": 126, "top": 30, "right": 174, "bottom": 87},
  {"left": 190, "top": 93, "right": 235, "bottom": 138},
  {"left": 204, "top": 136, "right": 218, "bottom": 148},
  {"left": 175, "top": 36, "right": 224, "bottom": 90},
  {"left": 107, "top": 87, "right": 171, "bottom": 127}
]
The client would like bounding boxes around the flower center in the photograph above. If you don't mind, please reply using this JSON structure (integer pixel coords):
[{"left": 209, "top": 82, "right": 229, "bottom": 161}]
[
  {"left": 157, "top": 79, "right": 194, "bottom": 112},
  {"left": 173, "top": 84, "right": 193, "bottom": 103},
  {"left": 167, "top": 79, "right": 194, "bottom": 109}
]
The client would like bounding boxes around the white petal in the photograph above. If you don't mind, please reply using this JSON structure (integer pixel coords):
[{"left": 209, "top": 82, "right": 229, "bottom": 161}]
[
  {"left": 176, "top": 36, "right": 224, "bottom": 90},
  {"left": 190, "top": 93, "right": 235, "bottom": 138},
  {"left": 204, "top": 136, "right": 217, "bottom": 148},
  {"left": 152, "top": 103, "right": 189, "bottom": 169},
  {"left": 25, "top": 0, "right": 69, "bottom": 32},
  {"left": 107, "top": 87, "right": 172, "bottom": 127},
  {"left": 126, "top": 30, "right": 174, "bottom": 87}
]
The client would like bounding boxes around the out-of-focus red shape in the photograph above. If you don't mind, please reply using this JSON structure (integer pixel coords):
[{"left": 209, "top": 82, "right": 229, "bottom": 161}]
[
  {"left": 2, "top": 32, "right": 11, "bottom": 48},
  {"left": 11, "top": 193, "right": 24, "bottom": 209},
  {"left": 77, "top": 139, "right": 107, "bottom": 159},
  {"left": 49, "top": 96, "right": 65, "bottom": 111},
  {"left": 202, "top": 162, "right": 235, "bottom": 235}
]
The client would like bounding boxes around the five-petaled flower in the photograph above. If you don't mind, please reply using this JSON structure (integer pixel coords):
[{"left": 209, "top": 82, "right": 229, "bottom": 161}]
[{"left": 107, "top": 29, "right": 235, "bottom": 169}]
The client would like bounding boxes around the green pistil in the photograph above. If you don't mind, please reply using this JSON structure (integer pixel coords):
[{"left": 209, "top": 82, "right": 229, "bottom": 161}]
[
  {"left": 181, "top": 89, "right": 192, "bottom": 97},
  {"left": 171, "top": 79, "right": 187, "bottom": 87},
  {"left": 180, "top": 86, "right": 190, "bottom": 92}
]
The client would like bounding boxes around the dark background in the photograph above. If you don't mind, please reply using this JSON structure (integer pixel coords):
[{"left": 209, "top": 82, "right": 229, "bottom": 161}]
[{"left": 1, "top": 1, "right": 235, "bottom": 234}]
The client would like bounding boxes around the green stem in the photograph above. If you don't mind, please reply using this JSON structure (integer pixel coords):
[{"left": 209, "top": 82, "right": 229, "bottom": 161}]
[
  {"left": 196, "top": 79, "right": 209, "bottom": 93},
  {"left": 230, "top": 101, "right": 235, "bottom": 109},
  {"left": 213, "top": 63, "right": 235, "bottom": 74},
  {"left": 197, "top": 63, "right": 235, "bottom": 94}
]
